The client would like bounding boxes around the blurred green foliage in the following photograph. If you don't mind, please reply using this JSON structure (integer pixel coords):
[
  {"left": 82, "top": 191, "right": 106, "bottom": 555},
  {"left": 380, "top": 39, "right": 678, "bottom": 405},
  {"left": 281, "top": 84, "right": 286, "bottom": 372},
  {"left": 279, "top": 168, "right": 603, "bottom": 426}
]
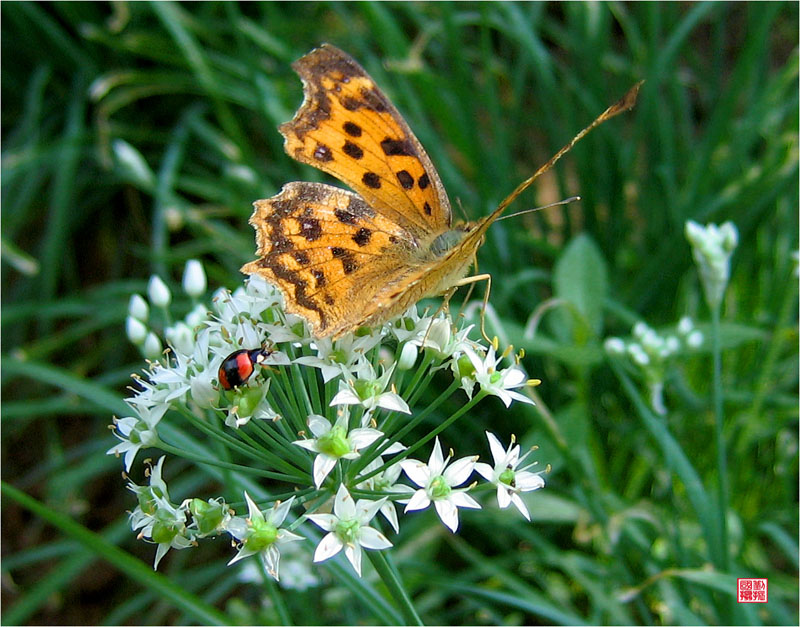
[{"left": 2, "top": 2, "right": 797, "bottom": 625}]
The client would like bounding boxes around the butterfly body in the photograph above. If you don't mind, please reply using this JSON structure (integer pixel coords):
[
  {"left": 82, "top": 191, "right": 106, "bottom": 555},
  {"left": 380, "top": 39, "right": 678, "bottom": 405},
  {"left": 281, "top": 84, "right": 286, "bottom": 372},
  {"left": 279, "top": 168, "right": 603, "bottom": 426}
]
[{"left": 242, "top": 44, "right": 640, "bottom": 339}]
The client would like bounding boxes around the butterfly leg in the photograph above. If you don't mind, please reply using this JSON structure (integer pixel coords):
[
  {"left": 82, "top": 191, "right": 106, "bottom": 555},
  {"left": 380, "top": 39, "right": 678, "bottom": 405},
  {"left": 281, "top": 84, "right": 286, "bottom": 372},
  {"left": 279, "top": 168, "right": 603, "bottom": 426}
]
[{"left": 453, "top": 273, "right": 494, "bottom": 345}]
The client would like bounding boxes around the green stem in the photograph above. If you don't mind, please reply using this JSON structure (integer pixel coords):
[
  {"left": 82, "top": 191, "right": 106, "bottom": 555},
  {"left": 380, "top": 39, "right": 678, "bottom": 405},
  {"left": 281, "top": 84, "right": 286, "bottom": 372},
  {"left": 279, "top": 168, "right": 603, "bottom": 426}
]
[
  {"left": 1, "top": 482, "right": 228, "bottom": 625},
  {"left": 711, "top": 304, "right": 729, "bottom": 572},
  {"left": 367, "top": 550, "right": 423, "bottom": 626},
  {"left": 156, "top": 441, "right": 302, "bottom": 482}
]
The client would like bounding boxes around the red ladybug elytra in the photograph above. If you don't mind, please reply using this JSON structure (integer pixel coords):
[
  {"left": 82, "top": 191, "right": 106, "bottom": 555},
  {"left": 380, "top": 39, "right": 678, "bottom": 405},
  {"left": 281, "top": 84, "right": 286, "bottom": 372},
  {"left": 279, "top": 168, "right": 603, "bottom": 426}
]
[{"left": 218, "top": 348, "right": 273, "bottom": 390}]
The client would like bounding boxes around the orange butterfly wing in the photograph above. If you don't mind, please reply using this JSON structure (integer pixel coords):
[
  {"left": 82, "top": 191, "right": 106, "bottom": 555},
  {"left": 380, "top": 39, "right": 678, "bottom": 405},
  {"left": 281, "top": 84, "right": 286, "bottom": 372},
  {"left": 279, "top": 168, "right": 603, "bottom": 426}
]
[
  {"left": 279, "top": 44, "right": 452, "bottom": 240},
  {"left": 241, "top": 181, "right": 429, "bottom": 338}
]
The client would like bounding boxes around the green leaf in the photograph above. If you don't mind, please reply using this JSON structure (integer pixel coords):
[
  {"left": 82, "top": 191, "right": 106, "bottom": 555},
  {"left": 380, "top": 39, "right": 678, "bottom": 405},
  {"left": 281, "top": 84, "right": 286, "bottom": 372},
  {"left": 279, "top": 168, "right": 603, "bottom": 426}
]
[{"left": 552, "top": 233, "right": 609, "bottom": 340}]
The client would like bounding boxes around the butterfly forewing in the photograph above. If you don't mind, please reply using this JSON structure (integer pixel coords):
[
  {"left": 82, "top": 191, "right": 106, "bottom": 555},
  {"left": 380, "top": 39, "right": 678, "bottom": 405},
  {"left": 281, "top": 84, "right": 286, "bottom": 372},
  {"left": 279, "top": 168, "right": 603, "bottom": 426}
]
[{"left": 280, "top": 44, "right": 452, "bottom": 239}]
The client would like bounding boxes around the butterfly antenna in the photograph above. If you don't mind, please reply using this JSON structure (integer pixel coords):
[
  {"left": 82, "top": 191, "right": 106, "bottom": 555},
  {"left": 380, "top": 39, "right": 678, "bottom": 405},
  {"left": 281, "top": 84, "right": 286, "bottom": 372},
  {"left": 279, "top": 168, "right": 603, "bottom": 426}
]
[
  {"left": 496, "top": 196, "right": 581, "bottom": 222},
  {"left": 488, "top": 81, "right": 643, "bottom": 223}
]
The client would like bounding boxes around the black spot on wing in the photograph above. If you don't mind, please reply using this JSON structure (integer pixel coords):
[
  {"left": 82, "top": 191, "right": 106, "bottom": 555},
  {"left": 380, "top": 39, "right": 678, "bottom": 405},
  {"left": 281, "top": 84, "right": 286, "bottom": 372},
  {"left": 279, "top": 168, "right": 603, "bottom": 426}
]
[
  {"left": 311, "top": 269, "right": 326, "bottom": 287},
  {"left": 381, "top": 138, "right": 415, "bottom": 157},
  {"left": 396, "top": 170, "right": 414, "bottom": 190},
  {"left": 313, "top": 143, "right": 333, "bottom": 162},
  {"left": 343, "top": 121, "right": 362, "bottom": 136},
  {"left": 331, "top": 246, "right": 358, "bottom": 274},
  {"left": 352, "top": 227, "right": 371, "bottom": 247},
  {"left": 362, "top": 172, "right": 381, "bottom": 189},
  {"left": 343, "top": 141, "right": 363, "bottom": 159},
  {"left": 300, "top": 216, "right": 322, "bottom": 241}
]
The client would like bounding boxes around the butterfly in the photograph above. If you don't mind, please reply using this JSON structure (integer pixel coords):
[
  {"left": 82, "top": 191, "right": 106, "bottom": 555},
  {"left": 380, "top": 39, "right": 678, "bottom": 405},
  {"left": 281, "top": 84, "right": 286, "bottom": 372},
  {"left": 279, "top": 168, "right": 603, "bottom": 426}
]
[{"left": 241, "top": 44, "right": 640, "bottom": 339}]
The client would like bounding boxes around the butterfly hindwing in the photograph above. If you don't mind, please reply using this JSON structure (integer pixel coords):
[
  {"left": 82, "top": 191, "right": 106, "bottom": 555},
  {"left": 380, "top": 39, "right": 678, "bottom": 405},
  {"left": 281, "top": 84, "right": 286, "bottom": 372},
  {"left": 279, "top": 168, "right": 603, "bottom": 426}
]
[
  {"left": 279, "top": 44, "right": 452, "bottom": 240},
  {"left": 241, "top": 182, "right": 422, "bottom": 337}
]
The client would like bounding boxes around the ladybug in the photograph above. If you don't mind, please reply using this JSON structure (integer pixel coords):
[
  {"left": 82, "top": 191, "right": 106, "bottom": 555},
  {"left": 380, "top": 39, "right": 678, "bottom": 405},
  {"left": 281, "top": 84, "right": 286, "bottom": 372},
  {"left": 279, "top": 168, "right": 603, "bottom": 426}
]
[{"left": 218, "top": 348, "right": 273, "bottom": 390}]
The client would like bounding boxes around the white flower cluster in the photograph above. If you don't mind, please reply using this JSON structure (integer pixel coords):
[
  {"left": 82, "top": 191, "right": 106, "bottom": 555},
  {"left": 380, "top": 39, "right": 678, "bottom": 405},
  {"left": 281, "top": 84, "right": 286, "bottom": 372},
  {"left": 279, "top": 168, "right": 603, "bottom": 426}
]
[
  {"left": 110, "top": 263, "right": 545, "bottom": 580},
  {"left": 604, "top": 317, "right": 703, "bottom": 415},
  {"left": 685, "top": 220, "right": 738, "bottom": 309}
]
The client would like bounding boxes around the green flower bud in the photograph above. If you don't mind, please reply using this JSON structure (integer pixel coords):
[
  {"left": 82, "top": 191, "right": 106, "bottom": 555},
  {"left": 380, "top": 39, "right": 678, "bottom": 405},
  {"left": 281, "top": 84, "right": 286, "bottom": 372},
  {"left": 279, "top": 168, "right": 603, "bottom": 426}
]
[
  {"left": 246, "top": 519, "right": 278, "bottom": 551},
  {"left": 317, "top": 424, "right": 350, "bottom": 458},
  {"left": 454, "top": 355, "right": 475, "bottom": 379},
  {"left": 235, "top": 388, "right": 264, "bottom": 418},
  {"left": 335, "top": 517, "right": 360, "bottom": 544},
  {"left": 429, "top": 475, "right": 451, "bottom": 500},
  {"left": 499, "top": 467, "right": 516, "bottom": 486},
  {"left": 190, "top": 498, "right": 225, "bottom": 535},
  {"left": 353, "top": 378, "right": 381, "bottom": 401},
  {"left": 151, "top": 520, "right": 179, "bottom": 544}
]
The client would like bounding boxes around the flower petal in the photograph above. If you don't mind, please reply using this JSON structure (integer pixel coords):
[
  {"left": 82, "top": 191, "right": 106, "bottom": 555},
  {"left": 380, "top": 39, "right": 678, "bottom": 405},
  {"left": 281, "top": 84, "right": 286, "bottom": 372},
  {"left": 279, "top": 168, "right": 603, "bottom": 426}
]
[
  {"left": 313, "top": 454, "right": 337, "bottom": 488},
  {"left": 379, "top": 501, "right": 400, "bottom": 533},
  {"left": 356, "top": 497, "right": 387, "bottom": 524},
  {"left": 333, "top": 484, "right": 356, "bottom": 519},
  {"left": 404, "top": 489, "right": 431, "bottom": 512},
  {"left": 307, "top": 414, "right": 332, "bottom": 437},
  {"left": 474, "top": 462, "right": 494, "bottom": 481},
  {"left": 269, "top": 496, "right": 296, "bottom": 527},
  {"left": 448, "top": 491, "right": 481, "bottom": 510},
  {"left": 510, "top": 493, "right": 531, "bottom": 521},
  {"left": 515, "top": 471, "right": 545, "bottom": 492},
  {"left": 344, "top": 543, "right": 362, "bottom": 577},
  {"left": 358, "top": 526, "right": 393, "bottom": 550},
  {"left": 293, "top": 438, "right": 320, "bottom": 452},
  {"left": 376, "top": 393, "right": 411, "bottom": 414},
  {"left": 349, "top": 427, "right": 383, "bottom": 449},
  {"left": 428, "top": 437, "right": 445, "bottom": 473},
  {"left": 496, "top": 484, "right": 512, "bottom": 508},
  {"left": 400, "top": 459, "right": 431, "bottom": 487},
  {"left": 444, "top": 456, "right": 476, "bottom": 486},
  {"left": 305, "top": 513, "right": 337, "bottom": 532},
  {"left": 313, "top": 532, "right": 343, "bottom": 563},
  {"left": 485, "top": 432, "right": 506, "bottom": 465},
  {"left": 329, "top": 388, "right": 360, "bottom": 407},
  {"left": 433, "top": 499, "right": 460, "bottom": 532}
]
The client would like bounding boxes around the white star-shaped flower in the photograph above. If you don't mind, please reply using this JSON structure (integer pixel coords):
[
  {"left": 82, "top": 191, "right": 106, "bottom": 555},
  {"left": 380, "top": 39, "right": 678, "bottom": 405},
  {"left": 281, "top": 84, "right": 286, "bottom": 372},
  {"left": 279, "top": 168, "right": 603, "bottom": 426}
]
[
  {"left": 107, "top": 403, "right": 168, "bottom": 471},
  {"left": 460, "top": 345, "right": 535, "bottom": 407},
  {"left": 474, "top": 432, "right": 545, "bottom": 521},
  {"left": 306, "top": 484, "right": 392, "bottom": 577},
  {"left": 329, "top": 361, "right": 410, "bottom": 420},
  {"left": 294, "top": 412, "right": 383, "bottom": 488},
  {"left": 400, "top": 437, "right": 480, "bottom": 532},
  {"left": 225, "top": 492, "right": 303, "bottom": 581}
]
